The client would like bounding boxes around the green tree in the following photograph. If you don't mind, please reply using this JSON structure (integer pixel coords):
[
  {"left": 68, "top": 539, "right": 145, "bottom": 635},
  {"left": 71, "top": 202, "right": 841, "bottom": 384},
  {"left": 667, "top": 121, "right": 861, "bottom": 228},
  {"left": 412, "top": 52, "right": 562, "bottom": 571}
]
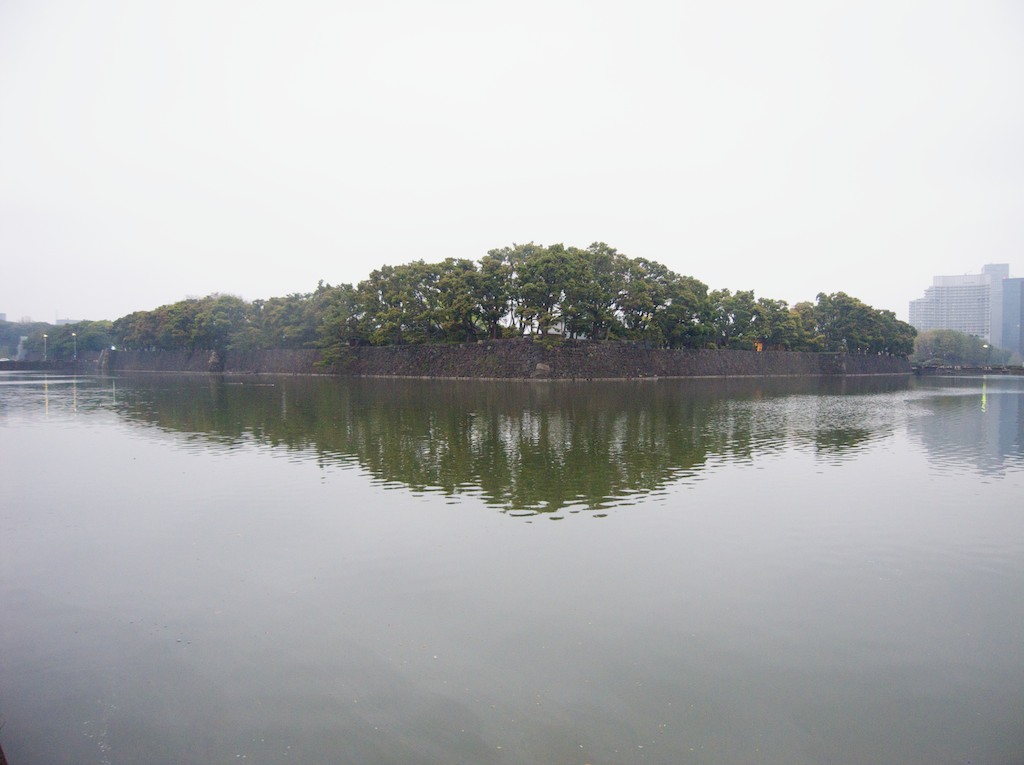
[
  {"left": 789, "top": 302, "right": 823, "bottom": 351},
  {"left": 871, "top": 310, "right": 916, "bottom": 356},
  {"left": 248, "top": 292, "right": 321, "bottom": 350},
  {"left": 0, "top": 320, "right": 50, "bottom": 358},
  {"left": 354, "top": 262, "right": 448, "bottom": 345},
  {"left": 709, "top": 289, "right": 758, "bottom": 349},
  {"left": 808, "top": 292, "right": 915, "bottom": 355},
  {"left": 192, "top": 294, "right": 250, "bottom": 351},
  {"left": 911, "top": 329, "right": 1006, "bottom": 365},
  {"left": 656, "top": 273, "right": 711, "bottom": 349},
  {"left": 435, "top": 258, "right": 481, "bottom": 341},
  {"left": 516, "top": 244, "right": 574, "bottom": 336},
  {"left": 752, "top": 297, "right": 798, "bottom": 349},
  {"left": 813, "top": 292, "right": 872, "bottom": 352},
  {"left": 316, "top": 282, "right": 362, "bottom": 363},
  {"left": 40, "top": 320, "right": 115, "bottom": 358},
  {"left": 156, "top": 300, "right": 201, "bottom": 350},
  {"left": 562, "top": 243, "right": 625, "bottom": 340},
  {"left": 618, "top": 258, "right": 673, "bottom": 345},
  {"left": 476, "top": 250, "right": 515, "bottom": 339}
]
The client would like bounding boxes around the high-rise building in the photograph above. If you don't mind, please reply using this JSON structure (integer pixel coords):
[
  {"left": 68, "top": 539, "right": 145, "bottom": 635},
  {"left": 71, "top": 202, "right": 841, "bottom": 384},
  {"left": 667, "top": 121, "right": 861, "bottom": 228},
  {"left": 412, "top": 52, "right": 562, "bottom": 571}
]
[
  {"left": 909, "top": 264, "right": 1010, "bottom": 346},
  {"left": 1000, "top": 278, "right": 1024, "bottom": 358},
  {"left": 984, "top": 264, "right": 1009, "bottom": 348}
]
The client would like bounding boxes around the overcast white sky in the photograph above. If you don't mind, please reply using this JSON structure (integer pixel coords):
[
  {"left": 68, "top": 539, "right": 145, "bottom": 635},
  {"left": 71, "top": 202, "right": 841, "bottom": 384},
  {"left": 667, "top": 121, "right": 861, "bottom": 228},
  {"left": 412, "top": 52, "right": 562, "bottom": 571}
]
[{"left": 1, "top": 0, "right": 1022, "bottom": 323}]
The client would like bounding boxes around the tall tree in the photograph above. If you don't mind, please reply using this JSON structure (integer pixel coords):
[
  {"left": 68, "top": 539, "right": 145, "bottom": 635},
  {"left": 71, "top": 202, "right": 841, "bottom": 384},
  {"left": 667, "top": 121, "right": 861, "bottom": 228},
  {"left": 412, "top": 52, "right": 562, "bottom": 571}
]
[
  {"left": 752, "top": 297, "right": 798, "bottom": 349},
  {"left": 559, "top": 243, "right": 623, "bottom": 340},
  {"left": 618, "top": 258, "right": 672, "bottom": 345},
  {"left": 657, "top": 273, "right": 711, "bottom": 349},
  {"left": 435, "top": 258, "right": 481, "bottom": 341},
  {"left": 476, "top": 251, "right": 514, "bottom": 339},
  {"left": 709, "top": 289, "right": 758, "bottom": 349},
  {"left": 516, "top": 244, "right": 574, "bottom": 336},
  {"left": 192, "top": 294, "right": 250, "bottom": 351}
]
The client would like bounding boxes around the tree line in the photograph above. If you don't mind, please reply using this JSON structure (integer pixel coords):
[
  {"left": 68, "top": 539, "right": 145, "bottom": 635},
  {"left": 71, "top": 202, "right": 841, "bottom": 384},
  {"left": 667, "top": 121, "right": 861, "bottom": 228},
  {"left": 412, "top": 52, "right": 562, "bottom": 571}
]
[
  {"left": 14, "top": 242, "right": 917, "bottom": 359},
  {"left": 911, "top": 329, "right": 1013, "bottom": 366}
]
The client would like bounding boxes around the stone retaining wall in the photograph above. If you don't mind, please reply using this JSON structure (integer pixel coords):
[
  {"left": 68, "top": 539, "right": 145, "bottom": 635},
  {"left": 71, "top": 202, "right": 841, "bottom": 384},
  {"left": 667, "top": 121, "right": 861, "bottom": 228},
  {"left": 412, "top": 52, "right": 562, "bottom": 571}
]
[{"left": 99, "top": 340, "right": 910, "bottom": 378}]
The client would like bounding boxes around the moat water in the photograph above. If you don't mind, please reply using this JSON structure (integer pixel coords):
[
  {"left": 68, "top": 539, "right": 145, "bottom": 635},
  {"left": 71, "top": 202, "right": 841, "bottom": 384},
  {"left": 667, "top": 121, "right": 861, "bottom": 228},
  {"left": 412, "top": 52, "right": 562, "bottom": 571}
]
[{"left": 1, "top": 372, "right": 1022, "bottom": 764}]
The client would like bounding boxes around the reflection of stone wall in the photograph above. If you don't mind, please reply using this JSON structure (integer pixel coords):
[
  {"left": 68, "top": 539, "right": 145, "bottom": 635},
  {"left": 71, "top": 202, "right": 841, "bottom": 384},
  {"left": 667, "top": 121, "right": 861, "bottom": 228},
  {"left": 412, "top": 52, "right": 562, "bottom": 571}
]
[{"left": 104, "top": 342, "right": 910, "bottom": 378}]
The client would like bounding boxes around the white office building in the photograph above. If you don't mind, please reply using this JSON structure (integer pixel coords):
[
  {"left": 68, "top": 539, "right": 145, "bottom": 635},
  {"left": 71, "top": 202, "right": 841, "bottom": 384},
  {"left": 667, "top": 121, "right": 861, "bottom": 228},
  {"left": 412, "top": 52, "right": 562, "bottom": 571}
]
[{"left": 909, "top": 264, "right": 1010, "bottom": 347}]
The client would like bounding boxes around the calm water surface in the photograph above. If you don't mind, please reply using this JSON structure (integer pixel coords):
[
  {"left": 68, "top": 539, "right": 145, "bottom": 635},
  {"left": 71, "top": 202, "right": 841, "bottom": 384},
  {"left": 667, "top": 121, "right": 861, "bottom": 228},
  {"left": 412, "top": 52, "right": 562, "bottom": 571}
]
[{"left": 1, "top": 372, "right": 1022, "bottom": 764}]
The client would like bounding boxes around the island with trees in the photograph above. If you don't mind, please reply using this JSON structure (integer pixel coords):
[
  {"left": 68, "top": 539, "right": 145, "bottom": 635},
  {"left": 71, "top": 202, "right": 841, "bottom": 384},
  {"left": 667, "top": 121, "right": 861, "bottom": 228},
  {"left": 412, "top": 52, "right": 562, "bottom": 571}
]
[{"left": 6, "top": 242, "right": 922, "bottom": 377}]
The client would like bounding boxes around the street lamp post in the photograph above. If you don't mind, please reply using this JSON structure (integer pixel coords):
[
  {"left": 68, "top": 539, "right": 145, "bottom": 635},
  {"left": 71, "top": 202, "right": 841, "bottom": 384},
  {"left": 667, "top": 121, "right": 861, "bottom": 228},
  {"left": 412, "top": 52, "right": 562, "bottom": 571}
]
[
  {"left": 42, "top": 333, "right": 47, "bottom": 361},
  {"left": 72, "top": 332, "right": 77, "bottom": 361}
]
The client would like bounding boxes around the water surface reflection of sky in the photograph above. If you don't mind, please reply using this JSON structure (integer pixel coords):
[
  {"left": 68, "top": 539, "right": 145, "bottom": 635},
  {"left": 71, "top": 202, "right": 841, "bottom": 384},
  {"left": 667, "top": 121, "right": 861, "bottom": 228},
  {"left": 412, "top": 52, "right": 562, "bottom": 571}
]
[{"left": 2, "top": 371, "right": 1023, "bottom": 765}]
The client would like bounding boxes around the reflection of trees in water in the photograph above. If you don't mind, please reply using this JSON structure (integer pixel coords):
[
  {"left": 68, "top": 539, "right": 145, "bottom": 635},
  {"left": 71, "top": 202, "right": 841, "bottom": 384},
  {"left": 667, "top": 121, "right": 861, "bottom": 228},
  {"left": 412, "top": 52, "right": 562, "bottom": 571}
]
[
  {"left": 699, "top": 380, "right": 906, "bottom": 463},
  {"left": 813, "top": 427, "right": 874, "bottom": 454},
  {"left": 113, "top": 375, "right": 912, "bottom": 514}
]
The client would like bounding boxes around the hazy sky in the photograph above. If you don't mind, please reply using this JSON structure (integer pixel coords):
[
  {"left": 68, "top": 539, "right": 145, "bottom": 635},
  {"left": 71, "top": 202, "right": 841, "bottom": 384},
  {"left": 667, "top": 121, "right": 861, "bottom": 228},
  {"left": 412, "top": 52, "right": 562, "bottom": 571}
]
[{"left": 2, "top": 0, "right": 1022, "bottom": 324}]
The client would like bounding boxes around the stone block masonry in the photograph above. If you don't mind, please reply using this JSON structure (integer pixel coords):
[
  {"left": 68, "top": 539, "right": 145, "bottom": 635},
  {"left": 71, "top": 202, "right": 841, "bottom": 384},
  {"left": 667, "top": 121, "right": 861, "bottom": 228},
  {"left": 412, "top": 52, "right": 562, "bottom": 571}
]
[{"left": 99, "top": 340, "right": 911, "bottom": 378}]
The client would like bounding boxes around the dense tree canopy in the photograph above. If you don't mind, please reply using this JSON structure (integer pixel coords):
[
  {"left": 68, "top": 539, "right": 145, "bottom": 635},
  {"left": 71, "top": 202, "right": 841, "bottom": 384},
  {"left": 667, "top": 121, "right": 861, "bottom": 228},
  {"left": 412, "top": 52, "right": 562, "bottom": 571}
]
[
  {"left": 13, "top": 242, "right": 917, "bottom": 359},
  {"left": 911, "top": 329, "right": 1012, "bottom": 366},
  {"left": 800, "top": 292, "right": 917, "bottom": 356},
  {"left": 5, "top": 319, "right": 112, "bottom": 360},
  {"left": 0, "top": 319, "right": 50, "bottom": 359}
]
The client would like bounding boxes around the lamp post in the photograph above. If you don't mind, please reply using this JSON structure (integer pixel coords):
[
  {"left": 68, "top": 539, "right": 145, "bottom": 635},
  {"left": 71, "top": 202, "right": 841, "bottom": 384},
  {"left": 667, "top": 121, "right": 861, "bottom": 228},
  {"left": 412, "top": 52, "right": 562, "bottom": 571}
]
[
  {"left": 72, "top": 332, "right": 77, "bottom": 361},
  {"left": 42, "top": 333, "right": 47, "bottom": 361}
]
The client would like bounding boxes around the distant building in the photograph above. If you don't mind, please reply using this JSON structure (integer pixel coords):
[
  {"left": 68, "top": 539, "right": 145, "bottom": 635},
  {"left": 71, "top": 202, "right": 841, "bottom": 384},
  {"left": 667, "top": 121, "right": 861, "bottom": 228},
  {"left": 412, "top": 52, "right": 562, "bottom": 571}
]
[
  {"left": 56, "top": 318, "right": 83, "bottom": 325},
  {"left": 0, "top": 312, "right": 6, "bottom": 322},
  {"left": 909, "top": 264, "right": 1012, "bottom": 347},
  {"left": 1001, "top": 278, "right": 1024, "bottom": 358}
]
